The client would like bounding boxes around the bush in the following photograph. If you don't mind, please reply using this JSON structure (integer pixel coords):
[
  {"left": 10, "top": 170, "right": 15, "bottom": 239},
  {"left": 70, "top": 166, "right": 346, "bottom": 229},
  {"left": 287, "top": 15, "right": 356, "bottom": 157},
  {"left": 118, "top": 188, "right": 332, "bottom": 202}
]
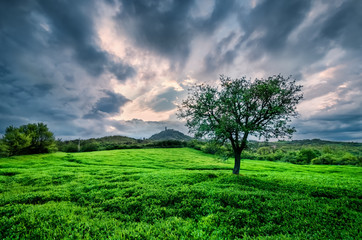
[
  {"left": 257, "top": 147, "right": 273, "bottom": 155},
  {"left": 199, "top": 142, "right": 233, "bottom": 160},
  {"left": 0, "top": 140, "right": 9, "bottom": 157},
  {"left": 335, "top": 153, "right": 359, "bottom": 165},
  {"left": 296, "top": 148, "right": 321, "bottom": 164},
  {"left": 201, "top": 142, "right": 220, "bottom": 155},
  {"left": 61, "top": 143, "right": 79, "bottom": 153},
  {"left": 280, "top": 151, "right": 299, "bottom": 164},
  {"left": 312, "top": 153, "right": 360, "bottom": 166},
  {"left": 150, "top": 140, "right": 187, "bottom": 148},
  {"left": 267, "top": 150, "right": 285, "bottom": 161},
  {"left": 81, "top": 142, "right": 99, "bottom": 152},
  {"left": 187, "top": 140, "right": 204, "bottom": 150},
  {"left": 240, "top": 151, "right": 258, "bottom": 160},
  {"left": 311, "top": 154, "right": 336, "bottom": 165}
]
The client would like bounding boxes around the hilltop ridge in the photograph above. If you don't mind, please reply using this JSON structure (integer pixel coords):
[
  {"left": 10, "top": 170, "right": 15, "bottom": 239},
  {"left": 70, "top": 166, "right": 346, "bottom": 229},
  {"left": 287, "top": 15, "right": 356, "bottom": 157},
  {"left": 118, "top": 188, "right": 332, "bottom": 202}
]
[{"left": 149, "top": 128, "right": 192, "bottom": 141}]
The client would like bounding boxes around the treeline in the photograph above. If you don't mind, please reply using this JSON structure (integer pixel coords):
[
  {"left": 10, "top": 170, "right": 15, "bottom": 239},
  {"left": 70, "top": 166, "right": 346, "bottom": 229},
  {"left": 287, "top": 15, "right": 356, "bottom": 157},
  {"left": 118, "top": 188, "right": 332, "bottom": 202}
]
[
  {"left": 188, "top": 140, "right": 362, "bottom": 166},
  {"left": 0, "top": 123, "right": 57, "bottom": 157},
  {"left": 57, "top": 137, "right": 188, "bottom": 152}
]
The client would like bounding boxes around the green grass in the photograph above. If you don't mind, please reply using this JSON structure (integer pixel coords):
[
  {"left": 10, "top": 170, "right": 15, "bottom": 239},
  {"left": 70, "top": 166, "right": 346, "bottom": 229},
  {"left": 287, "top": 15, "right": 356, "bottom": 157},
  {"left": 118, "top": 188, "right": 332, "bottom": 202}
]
[{"left": 0, "top": 148, "right": 361, "bottom": 239}]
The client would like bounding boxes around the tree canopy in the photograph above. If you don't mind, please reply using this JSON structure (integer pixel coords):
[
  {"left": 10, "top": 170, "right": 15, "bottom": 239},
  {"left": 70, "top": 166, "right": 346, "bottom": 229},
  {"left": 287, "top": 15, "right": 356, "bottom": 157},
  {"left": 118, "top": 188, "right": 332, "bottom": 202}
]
[
  {"left": 178, "top": 75, "right": 303, "bottom": 174},
  {"left": 1, "top": 123, "right": 57, "bottom": 156}
]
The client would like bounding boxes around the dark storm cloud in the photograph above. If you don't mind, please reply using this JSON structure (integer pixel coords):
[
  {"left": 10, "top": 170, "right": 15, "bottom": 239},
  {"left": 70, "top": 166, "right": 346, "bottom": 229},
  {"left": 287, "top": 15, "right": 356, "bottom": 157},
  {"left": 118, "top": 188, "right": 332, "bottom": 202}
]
[
  {"left": 0, "top": 0, "right": 134, "bottom": 136},
  {"left": 117, "top": 0, "right": 194, "bottom": 62},
  {"left": 0, "top": 0, "right": 134, "bottom": 82},
  {"left": 93, "top": 90, "right": 130, "bottom": 114},
  {"left": 84, "top": 90, "right": 130, "bottom": 119},
  {"left": 320, "top": 0, "right": 362, "bottom": 51},
  {"left": 148, "top": 87, "right": 184, "bottom": 112},
  {"left": 36, "top": 0, "right": 135, "bottom": 79},
  {"left": 229, "top": 0, "right": 362, "bottom": 69},
  {"left": 294, "top": 116, "right": 362, "bottom": 142},
  {"left": 108, "top": 61, "right": 136, "bottom": 82},
  {"left": 204, "top": 32, "right": 238, "bottom": 72},
  {"left": 244, "top": 0, "right": 311, "bottom": 51},
  {"left": 116, "top": 0, "right": 235, "bottom": 66},
  {"left": 294, "top": 88, "right": 362, "bottom": 142},
  {"left": 202, "top": 0, "right": 313, "bottom": 75},
  {"left": 37, "top": 0, "right": 104, "bottom": 76}
]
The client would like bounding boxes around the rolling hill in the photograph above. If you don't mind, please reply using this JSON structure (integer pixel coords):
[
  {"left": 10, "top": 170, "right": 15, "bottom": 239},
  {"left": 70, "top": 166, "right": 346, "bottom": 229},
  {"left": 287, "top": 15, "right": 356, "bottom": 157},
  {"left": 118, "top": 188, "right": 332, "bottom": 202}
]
[{"left": 149, "top": 128, "right": 192, "bottom": 141}]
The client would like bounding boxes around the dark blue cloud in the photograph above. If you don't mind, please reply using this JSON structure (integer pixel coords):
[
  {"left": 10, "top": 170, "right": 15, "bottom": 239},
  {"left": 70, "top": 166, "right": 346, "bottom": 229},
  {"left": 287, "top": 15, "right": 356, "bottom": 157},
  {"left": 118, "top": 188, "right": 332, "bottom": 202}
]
[
  {"left": 320, "top": 0, "right": 362, "bottom": 51},
  {"left": 116, "top": 0, "right": 235, "bottom": 66},
  {"left": 0, "top": 0, "right": 135, "bottom": 81},
  {"left": 108, "top": 61, "right": 136, "bottom": 82},
  {"left": 203, "top": 32, "right": 238, "bottom": 72},
  {"left": 238, "top": 0, "right": 312, "bottom": 56},
  {"left": 148, "top": 87, "right": 184, "bottom": 112},
  {"left": 116, "top": 0, "right": 194, "bottom": 64},
  {"left": 0, "top": 0, "right": 135, "bottom": 136},
  {"left": 37, "top": 0, "right": 135, "bottom": 79},
  {"left": 84, "top": 90, "right": 130, "bottom": 119}
]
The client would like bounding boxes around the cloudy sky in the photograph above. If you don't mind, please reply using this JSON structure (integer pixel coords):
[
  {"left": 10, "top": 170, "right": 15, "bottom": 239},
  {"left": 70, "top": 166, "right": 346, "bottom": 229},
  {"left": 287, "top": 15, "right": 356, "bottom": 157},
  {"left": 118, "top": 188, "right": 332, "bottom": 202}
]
[{"left": 0, "top": 0, "right": 361, "bottom": 141}]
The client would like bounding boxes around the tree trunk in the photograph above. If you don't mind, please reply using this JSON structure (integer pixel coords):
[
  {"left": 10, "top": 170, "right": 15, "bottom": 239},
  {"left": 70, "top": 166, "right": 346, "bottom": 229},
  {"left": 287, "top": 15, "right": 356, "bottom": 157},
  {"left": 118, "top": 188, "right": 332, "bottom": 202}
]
[{"left": 233, "top": 150, "right": 242, "bottom": 174}]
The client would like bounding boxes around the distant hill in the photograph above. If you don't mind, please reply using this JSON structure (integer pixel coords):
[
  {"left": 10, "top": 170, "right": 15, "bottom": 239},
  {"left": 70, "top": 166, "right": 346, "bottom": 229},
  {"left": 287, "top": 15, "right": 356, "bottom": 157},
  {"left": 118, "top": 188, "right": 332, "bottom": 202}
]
[
  {"left": 90, "top": 135, "right": 138, "bottom": 144},
  {"left": 149, "top": 128, "right": 192, "bottom": 141}
]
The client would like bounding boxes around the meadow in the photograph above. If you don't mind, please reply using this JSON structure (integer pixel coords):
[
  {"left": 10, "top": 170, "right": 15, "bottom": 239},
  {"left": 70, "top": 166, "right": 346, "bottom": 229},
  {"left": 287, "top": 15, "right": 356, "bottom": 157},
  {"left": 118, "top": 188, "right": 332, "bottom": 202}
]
[{"left": 0, "top": 148, "right": 361, "bottom": 239}]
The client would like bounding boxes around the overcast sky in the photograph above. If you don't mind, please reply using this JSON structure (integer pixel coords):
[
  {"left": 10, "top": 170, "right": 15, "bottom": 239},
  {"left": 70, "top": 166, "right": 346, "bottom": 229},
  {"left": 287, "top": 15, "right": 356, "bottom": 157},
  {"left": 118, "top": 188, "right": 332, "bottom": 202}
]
[{"left": 1, "top": 0, "right": 361, "bottom": 141}]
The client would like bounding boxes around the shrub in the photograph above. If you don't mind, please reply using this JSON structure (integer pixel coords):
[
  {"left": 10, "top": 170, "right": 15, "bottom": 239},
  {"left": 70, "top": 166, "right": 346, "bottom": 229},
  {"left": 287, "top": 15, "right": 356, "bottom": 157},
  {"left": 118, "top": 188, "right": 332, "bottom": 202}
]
[
  {"left": 62, "top": 143, "right": 79, "bottom": 152},
  {"left": 311, "top": 153, "right": 360, "bottom": 166},
  {"left": 201, "top": 142, "right": 220, "bottom": 155},
  {"left": 257, "top": 147, "right": 273, "bottom": 155},
  {"left": 335, "top": 153, "right": 359, "bottom": 165},
  {"left": 240, "top": 151, "right": 258, "bottom": 160},
  {"left": 81, "top": 142, "right": 99, "bottom": 152},
  {"left": 267, "top": 150, "right": 285, "bottom": 161},
  {"left": 158, "top": 140, "right": 186, "bottom": 148},
  {"left": 199, "top": 142, "right": 233, "bottom": 160},
  {"left": 187, "top": 140, "right": 204, "bottom": 150},
  {"left": 311, "top": 154, "right": 336, "bottom": 165},
  {"left": 2, "top": 126, "right": 32, "bottom": 156},
  {"left": 0, "top": 140, "right": 9, "bottom": 157},
  {"left": 280, "top": 151, "right": 298, "bottom": 164},
  {"left": 296, "top": 148, "right": 321, "bottom": 164}
]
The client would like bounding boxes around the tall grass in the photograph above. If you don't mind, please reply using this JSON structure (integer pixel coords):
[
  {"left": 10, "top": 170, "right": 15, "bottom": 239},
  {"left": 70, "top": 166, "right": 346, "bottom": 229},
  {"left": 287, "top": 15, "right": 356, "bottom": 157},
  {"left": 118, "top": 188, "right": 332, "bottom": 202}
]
[{"left": 0, "top": 148, "right": 361, "bottom": 239}]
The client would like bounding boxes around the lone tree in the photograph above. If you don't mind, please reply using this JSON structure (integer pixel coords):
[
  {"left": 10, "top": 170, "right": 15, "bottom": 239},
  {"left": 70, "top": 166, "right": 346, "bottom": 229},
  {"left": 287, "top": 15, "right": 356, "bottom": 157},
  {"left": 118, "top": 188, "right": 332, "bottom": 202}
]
[{"left": 178, "top": 75, "right": 303, "bottom": 174}]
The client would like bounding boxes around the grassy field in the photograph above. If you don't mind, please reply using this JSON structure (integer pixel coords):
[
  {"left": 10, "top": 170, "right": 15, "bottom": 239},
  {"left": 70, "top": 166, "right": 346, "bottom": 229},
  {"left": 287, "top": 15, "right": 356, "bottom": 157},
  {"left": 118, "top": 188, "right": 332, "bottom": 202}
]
[{"left": 0, "top": 148, "right": 361, "bottom": 239}]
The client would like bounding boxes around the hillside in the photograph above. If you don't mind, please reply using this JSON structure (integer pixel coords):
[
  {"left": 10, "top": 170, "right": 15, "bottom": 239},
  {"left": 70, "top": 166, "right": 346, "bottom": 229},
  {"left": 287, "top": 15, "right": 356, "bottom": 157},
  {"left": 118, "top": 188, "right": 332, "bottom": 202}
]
[
  {"left": 57, "top": 135, "right": 140, "bottom": 152},
  {"left": 149, "top": 128, "right": 192, "bottom": 141}
]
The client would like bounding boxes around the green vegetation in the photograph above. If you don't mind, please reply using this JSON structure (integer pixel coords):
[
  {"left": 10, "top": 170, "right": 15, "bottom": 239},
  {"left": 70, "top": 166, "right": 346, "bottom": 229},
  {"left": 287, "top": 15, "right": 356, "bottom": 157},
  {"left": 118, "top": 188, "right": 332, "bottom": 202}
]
[
  {"left": 57, "top": 135, "right": 141, "bottom": 152},
  {"left": 178, "top": 75, "right": 303, "bottom": 174},
  {"left": 189, "top": 139, "right": 362, "bottom": 166},
  {"left": 1, "top": 148, "right": 361, "bottom": 239},
  {"left": 57, "top": 136, "right": 188, "bottom": 153},
  {"left": 0, "top": 123, "right": 57, "bottom": 156}
]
